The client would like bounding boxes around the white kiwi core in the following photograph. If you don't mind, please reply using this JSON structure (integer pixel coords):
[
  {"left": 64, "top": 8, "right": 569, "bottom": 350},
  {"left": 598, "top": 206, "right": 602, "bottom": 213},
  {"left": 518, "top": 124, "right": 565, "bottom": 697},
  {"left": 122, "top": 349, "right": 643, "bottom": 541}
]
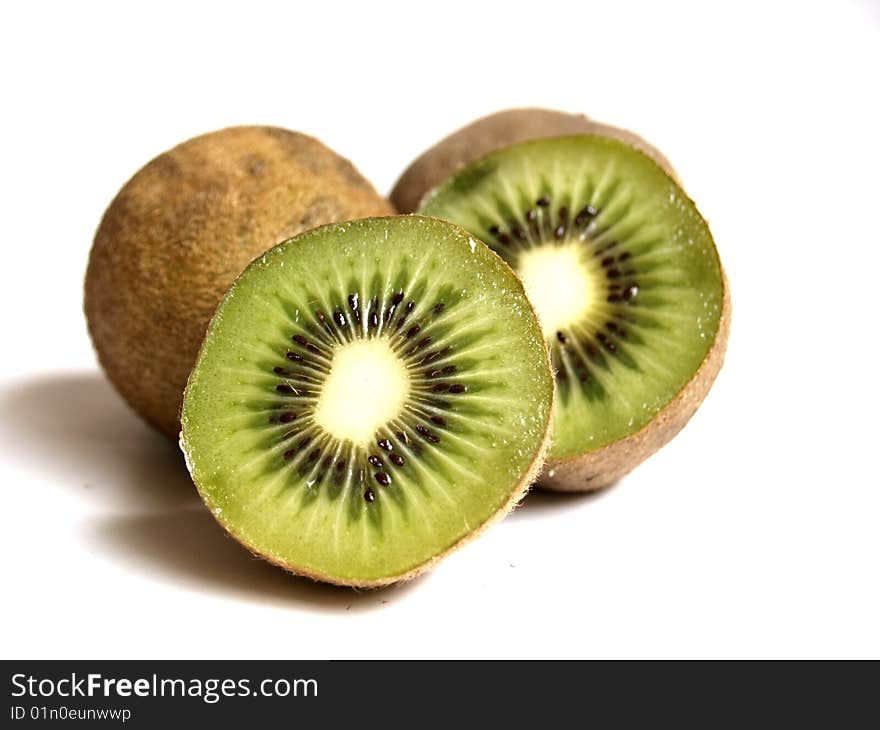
[
  {"left": 517, "top": 244, "right": 598, "bottom": 338},
  {"left": 313, "top": 338, "right": 410, "bottom": 446}
]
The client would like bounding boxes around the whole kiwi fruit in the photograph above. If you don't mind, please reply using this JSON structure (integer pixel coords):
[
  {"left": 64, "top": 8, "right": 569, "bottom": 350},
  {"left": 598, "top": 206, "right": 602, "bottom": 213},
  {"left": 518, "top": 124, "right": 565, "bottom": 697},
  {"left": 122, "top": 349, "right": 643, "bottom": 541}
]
[
  {"left": 85, "top": 125, "right": 392, "bottom": 438},
  {"left": 391, "top": 107, "right": 678, "bottom": 213}
]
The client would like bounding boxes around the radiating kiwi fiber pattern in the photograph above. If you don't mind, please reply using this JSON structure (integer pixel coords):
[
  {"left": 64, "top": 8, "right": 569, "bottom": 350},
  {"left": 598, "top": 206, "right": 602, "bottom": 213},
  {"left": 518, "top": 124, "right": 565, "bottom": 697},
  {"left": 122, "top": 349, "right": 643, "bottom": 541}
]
[
  {"left": 181, "top": 216, "right": 553, "bottom": 586},
  {"left": 420, "top": 136, "right": 726, "bottom": 467}
]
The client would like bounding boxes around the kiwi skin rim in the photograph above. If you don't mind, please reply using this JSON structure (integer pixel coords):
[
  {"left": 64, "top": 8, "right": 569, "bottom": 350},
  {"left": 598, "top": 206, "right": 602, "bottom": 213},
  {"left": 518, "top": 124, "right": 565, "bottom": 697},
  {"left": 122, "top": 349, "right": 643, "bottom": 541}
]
[
  {"left": 538, "top": 272, "right": 731, "bottom": 493},
  {"left": 179, "top": 215, "right": 555, "bottom": 589},
  {"left": 390, "top": 107, "right": 679, "bottom": 213}
]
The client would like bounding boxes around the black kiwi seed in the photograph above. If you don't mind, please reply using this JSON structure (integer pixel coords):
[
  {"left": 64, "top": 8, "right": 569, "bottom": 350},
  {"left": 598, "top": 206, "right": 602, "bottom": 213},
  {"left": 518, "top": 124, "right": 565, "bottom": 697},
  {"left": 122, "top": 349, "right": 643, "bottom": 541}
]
[
  {"left": 348, "top": 293, "right": 361, "bottom": 322},
  {"left": 276, "top": 383, "right": 294, "bottom": 394},
  {"left": 556, "top": 331, "right": 567, "bottom": 344},
  {"left": 392, "top": 292, "right": 405, "bottom": 305},
  {"left": 441, "top": 365, "right": 456, "bottom": 374},
  {"left": 555, "top": 206, "right": 568, "bottom": 238},
  {"left": 432, "top": 302, "right": 445, "bottom": 315},
  {"left": 406, "top": 324, "right": 421, "bottom": 338},
  {"left": 273, "top": 366, "right": 286, "bottom": 375},
  {"left": 377, "top": 438, "right": 393, "bottom": 452},
  {"left": 528, "top": 212, "right": 542, "bottom": 237},
  {"left": 374, "top": 472, "right": 391, "bottom": 487},
  {"left": 279, "top": 411, "right": 297, "bottom": 423},
  {"left": 282, "top": 436, "right": 310, "bottom": 459},
  {"left": 415, "top": 424, "right": 440, "bottom": 443},
  {"left": 574, "top": 204, "right": 597, "bottom": 227},
  {"left": 449, "top": 384, "right": 466, "bottom": 394},
  {"left": 420, "top": 347, "right": 450, "bottom": 365},
  {"left": 536, "top": 195, "right": 550, "bottom": 207},
  {"left": 368, "top": 455, "right": 383, "bottom": 467},
  {"left": 389, "top": 453, "right": 405, "bottom": 467},
  {"left": 335, "top": 458, "right": 346, "bottom": 471},
  {"left": 623, "top": 285, "right": 639, "bottom": 300},
  {"left": 430, "top": 415, "right": 447, "bottom": 427},
  {"left": 432, "top": 383, "right": 449, "bottom": 392},
  {"left": 392, "top": 302, "right": 411, "bottom": 329},
  {"left": 597, "top": 333, "right": 616, "bottom": 352},
  {"left": 333, "top": 309, "right": 346, "bottom": 327},
  {"left": 286, "top": 351, "right": 302, "bottom": 362},
  {"left": 364, "top": 488, "right": 375, "bottom": 503},
  {"left": 291, "top": 335, "right": 321, "bottom": 355}
]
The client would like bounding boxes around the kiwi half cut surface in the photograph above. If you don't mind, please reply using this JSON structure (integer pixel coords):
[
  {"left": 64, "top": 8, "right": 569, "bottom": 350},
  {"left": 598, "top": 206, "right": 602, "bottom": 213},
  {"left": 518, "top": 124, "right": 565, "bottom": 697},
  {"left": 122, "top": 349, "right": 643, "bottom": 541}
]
[
  {"left": 420, "top": 136, "right": 729, "bottom": 491},
  {"left": 181, "top": 216, "right": 553, "bottom": 587}
]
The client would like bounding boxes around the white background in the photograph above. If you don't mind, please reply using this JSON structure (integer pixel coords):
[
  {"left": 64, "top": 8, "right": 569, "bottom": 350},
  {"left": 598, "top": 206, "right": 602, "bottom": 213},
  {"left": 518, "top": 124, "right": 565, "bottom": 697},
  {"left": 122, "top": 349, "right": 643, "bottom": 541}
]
[{"left": 1, "top": 0, "right": 878, "bottom": 659}]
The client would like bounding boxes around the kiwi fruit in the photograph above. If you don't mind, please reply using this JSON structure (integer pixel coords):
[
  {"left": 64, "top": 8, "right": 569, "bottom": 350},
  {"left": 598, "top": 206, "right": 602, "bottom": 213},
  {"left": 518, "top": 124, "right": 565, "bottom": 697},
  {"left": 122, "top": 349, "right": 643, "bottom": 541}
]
[
  {"left": 85, "top": 125, "right": 392, "bottom": 438},
  {"left": 180, "top": 215, "right": 554, "bottom": 587},
  {"left": 420, "top": 135, "right": 730, "bottom": 492},
  {"left": 391, "top": 107, "right": 677, "bottom": 213}
]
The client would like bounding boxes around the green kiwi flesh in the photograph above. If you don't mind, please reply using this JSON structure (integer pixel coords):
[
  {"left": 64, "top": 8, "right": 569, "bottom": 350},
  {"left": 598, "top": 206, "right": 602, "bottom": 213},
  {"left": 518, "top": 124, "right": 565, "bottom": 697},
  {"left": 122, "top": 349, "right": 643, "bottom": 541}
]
[
  {"left": 180, "top": 216, "right": 554, "bottom": 586},
  {"left": 420, "top": 136, "right": 727, "bottom": 489}
]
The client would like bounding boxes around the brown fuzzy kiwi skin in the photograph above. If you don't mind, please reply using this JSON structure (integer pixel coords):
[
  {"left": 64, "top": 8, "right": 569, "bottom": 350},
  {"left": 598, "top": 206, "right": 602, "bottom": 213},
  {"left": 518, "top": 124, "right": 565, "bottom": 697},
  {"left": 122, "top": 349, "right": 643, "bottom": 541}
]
[
  {"left": 178, "top": 220, "right": 555, "bottom": 588},
  {"left": 390, "top": 107, "right": 678, "bottom": 213},
  {"left": 85, "top": 126, "right": 392, "bottom": 438},
  {"left": 538, "top": 274, "right": 731, "bottom": 493}
]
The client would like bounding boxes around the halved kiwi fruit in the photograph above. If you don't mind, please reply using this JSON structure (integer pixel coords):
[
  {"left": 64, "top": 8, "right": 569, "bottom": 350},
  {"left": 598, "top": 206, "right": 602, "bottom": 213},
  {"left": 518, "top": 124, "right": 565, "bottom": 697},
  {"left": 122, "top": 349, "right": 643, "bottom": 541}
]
[
  {"left": 86, "top": 125, "right": 392, "bottom": 438},
  {"left": 180, "top": 216, "right": 554, "bottom": 586},
  {"left": 420, "top": 136, "right": 730, "bottom": 491}
]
